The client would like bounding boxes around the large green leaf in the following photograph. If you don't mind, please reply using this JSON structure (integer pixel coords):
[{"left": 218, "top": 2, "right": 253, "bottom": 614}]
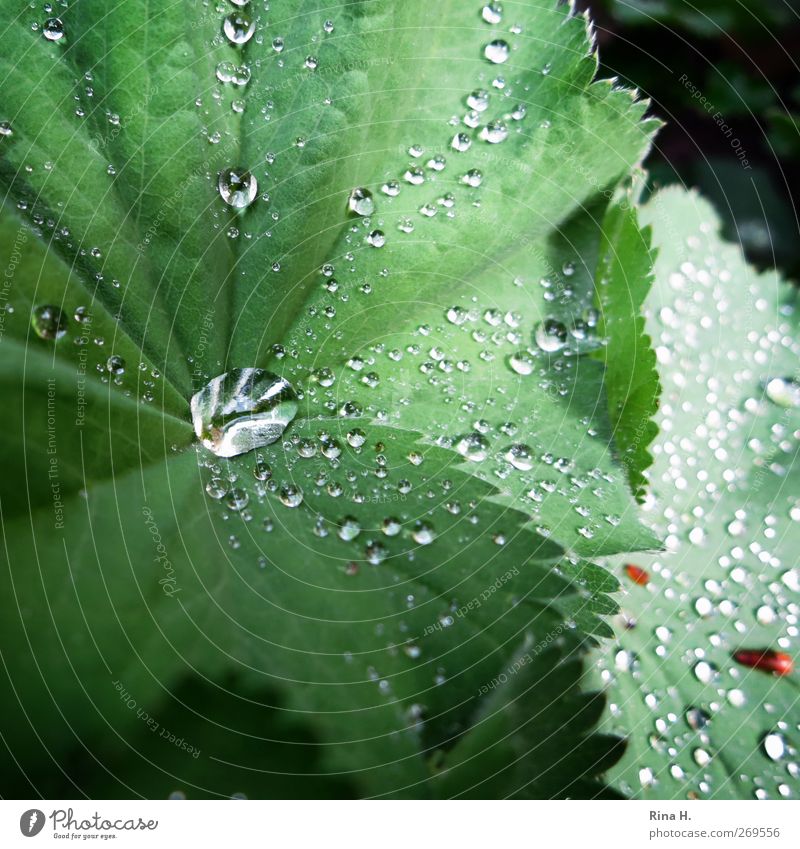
[
  {"left": 0, "top": 0, "right": 663, "bottom": 798},
  {"left": 590, "top": 187, "right": 800, "bottom": 800}
]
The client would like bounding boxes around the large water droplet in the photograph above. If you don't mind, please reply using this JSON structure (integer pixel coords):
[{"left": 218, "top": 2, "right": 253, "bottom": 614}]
[
  {"left": 764, "top": 377, "right": 800, "bottom": 409},
  {"left": 481, "top": 120, "right": 508, "bottom": 144},
  {"left": 534, "top": 319, "right": 568, "bottom": 353},
  {"left": 43, "top": 18, "right": 65, "bottom": 41},
  {"left": 455, "top": 432, "right": 490, "bottom": 462},
  {"left": 31, "top": 305, "right": 68, "bottom": 340},
  {"left": 481, "top": 3, "right": 503, "bottom": 25},
  {"left": 191, "top": 368, "right": 298, "bottom": 458},
  {"left": 223, "top": 13, "right": 255, "bottom": 45},
  {"left": 219, "top": 168, "right": 258, "bottom": 209},
  {"left": 763, "top": 732, "right": 786, "bottom": 761},
  {"left": 347, "top": 188, "right": 375, "bottom": 216},
  {"left": 484, "top": 40, "right": 510, "bottom": 64}
]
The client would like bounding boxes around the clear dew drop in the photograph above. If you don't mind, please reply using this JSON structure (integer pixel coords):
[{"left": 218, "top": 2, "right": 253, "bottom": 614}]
[
  {"left": 685, "top": 707, "right": 710, "bottom": 730},
  {"left": 106, "top": 355, "right": 125, "bottom": 375},
  {"left": 31, "top": 305, "right": 68, "bottom": 340},
  {"left": 484, "top": 40, "right": 510, "bottom": 64},
  {"left": 223, "top": 13, "right": 255, "bottom": 45},
  {"left": 337, "top": 516, "right": 361, "bottom": 541},
  {"left": 763, "top": 733, "right": 786, "bottom": 761},
  {"left": 509, "top": 349, "right": 536, "bottom": 376},
  {"left": 467, "top": 89, "right": 490, "bottom": 112},
  {"left": 190, "top": 368, "right": 298, "bottom": 458},
  {"left": 347, "top": 187, "right": 375, "bottom": 216},
  {"left": 347, "top": 428, "right": 367, "bottom": 448},
  {"left": 764, "top": 376, "right": 800, "bottom": 409},
  {"left": 42, "top": 17, "right": 65, "bottom": 42},
  {"left": 481, "top": 2, "right": 503, "bottom": 25},
  {"left": 451, "top": 133, "right": 472, "bottom": 153},
  {"left": 218, "top": 168, "right": 258, "bottom": 209},
  {"left": 534, "top": 319, "right": 568, "bottom": 353},
  {"left": 412, "top": 521, "right": 436, "bottom": 545},
  {"left": 279, "top": 484, "right": 303, "bottom": 508},
  {"left": 455, "top": 432, "right": 490, "bottom": 462},
  {"left": 693, "top": 660, "right": 716, "bottom": 684},
  {"left": 462, "top": 168, "right": 483, "bottom": 187},
  {"left": 205, "top": 478, "right": 227, "bottom": 500},
  {"left": 504, "top": 443, "right": 533, "bottom": 471},
  {"left": 480, "top": 120, "right": 508, "bottom": 144},
  {"left": 225, "top": 488, "right": 249, "bottom": 512}
]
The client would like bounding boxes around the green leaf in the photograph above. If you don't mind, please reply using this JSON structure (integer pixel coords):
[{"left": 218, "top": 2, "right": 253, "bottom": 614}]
[
  {"left": 589, "top": 187, "right": 800, "bottom": 800},
  {"left": 0, "top": 0, "right": 665, "bottom": 798},
  {"left": 592, "top": 197, "right": 660, "bottom": 500}
]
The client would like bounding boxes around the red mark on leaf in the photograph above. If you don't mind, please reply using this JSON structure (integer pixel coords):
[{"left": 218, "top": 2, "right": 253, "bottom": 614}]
[
  {"left": 624, "top": 563, "right": 650, "bottom": 586},
  {"left": 733, "top": 649, "right": 793, "bottom": 676}
]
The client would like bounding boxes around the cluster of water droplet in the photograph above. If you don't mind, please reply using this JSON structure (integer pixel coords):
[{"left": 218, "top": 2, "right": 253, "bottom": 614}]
[{"left": 594, "top": 216, "right": 800, "bottom": 799}]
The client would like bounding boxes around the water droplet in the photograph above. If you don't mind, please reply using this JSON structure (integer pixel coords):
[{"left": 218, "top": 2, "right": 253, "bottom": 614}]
[
  {"left": 43, "top": 18, "right": 65, "bottom": 42},
  {"left": 467, "top": 89, "right": 490, "bottom": 112},
  {"left": 367, "top": 229, "right": 386, "bottom": 248},
  {"left": 693, "top": 748, "right": 711, "bottom": 767},
  {"left": 412, "top": 521, "right": 436, "bottom": 545},
  {"left": 462, "top": 169, "right": 483, "bottom": 188},
  {"left": 31, "top": 305, "right": 67, "bottom": 340},
  {"left": 763, "top": 732, "right": 786, "bottom": 761},
  {"left": 685, "top": 707, "right": 710, "bottom": 730},
  {"left": 191, "top": 368, "right": 298, "bottom": 458},
  {"left": 347, "top": 428, "right": 367, "bottom": 448},
  {"left": 205, "top": 478, "right": 227, "bottom": 500},
  {"left": 382, "top": 517, "right": 401, "bottom": 536},
  {"left": 693, "top": 660, "right": 716, "bottom": 684},
  {"left": 451, "top": 133, "right": 472, "bottom": 153},
  {"left": 484, "top": 40, "right": 510, "bottom": 64},
  {"left": 219, "top": 168, "right": 258, "bottom": 209},
  {"left": 480, "top": 120, "right": 508, "bottom": 144},
  {"left": 455, "top": 432, "right": 490, "bottom": 462},
  {"left": 106, "top": 355, "right": 125, "bottom": 375},
  {"left": 338, "top": 516, "right": 361, "bottom": 541},
  {"left": 508, "top": 349, "right": 536, "bottom": 376},
  {"left": 225, "top": 488, "right": 249, "bottom": 511},
  {"left": 347, "top": 187, "right": 375, "bottom": 216},
  {"left": 481, "top": 3, "right": 503, "bottom": 25},
  {"left": 534, "top": 319, "right": 567, "bottom": 353},
  {"left": 764, "top": 377, "right": 800, "bottom": 409},
  {"left": 504, "top": 443, "right": 533, "bottom": 471},
  {"left": 223, "top": 13, "right": 255, "bottom": 45},
  {"left": 279, "top": 484, "right": 303, "bottom": 508}
]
